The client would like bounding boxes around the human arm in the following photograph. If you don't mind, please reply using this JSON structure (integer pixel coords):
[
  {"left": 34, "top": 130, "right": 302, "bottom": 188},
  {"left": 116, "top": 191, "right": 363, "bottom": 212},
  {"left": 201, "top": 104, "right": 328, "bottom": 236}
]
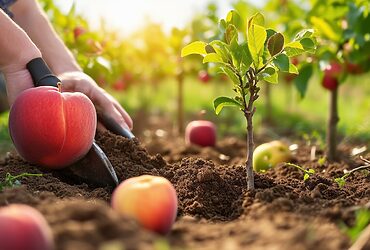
[
  {"left": 0, "top": 8, "right": 41, "bottom": 104},
  {"left": 11, "top": 0, "right": 133, "bottom": 129}
]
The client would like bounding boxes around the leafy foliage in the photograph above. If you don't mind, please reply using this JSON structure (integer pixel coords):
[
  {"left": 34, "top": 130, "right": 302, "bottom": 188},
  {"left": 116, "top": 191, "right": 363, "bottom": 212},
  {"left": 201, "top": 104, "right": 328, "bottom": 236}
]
[
  {"left": 285, "top": 163, "right": 316, "bottom": 181},
  {"left": 181, "top": 10, "right": 316, "bottom": 115},
  {"left": 0, "top": 173, "right": 43, "bottom": 192}
]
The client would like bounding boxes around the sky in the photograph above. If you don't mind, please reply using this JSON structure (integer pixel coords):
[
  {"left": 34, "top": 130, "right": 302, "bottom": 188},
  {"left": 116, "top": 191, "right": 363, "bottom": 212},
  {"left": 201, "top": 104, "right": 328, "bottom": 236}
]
[{"left": 53, "top": 0, "right": 262, "bottom": 35}]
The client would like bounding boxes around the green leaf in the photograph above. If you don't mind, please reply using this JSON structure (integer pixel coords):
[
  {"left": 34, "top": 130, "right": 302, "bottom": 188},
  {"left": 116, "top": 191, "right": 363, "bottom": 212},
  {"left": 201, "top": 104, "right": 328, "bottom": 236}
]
[
  {"left": 273, "top": 54, "right": 289, "bottom": 72},
  {"left": 220, "top": 66, "right": 239, "bottom": 85},
  {"left": 213, "top": 96, "right": 243, "bottom": 115},
  {"left": 225, "top": 24, "right": 238, "bottom": 45},
  {"left": 205, "top": 44, "right": 216, "bottom": 54},
  {"left": 248, "top": 24, "right": 267, "bottom": 67},
  {"left": 284, "top": 41, "right": 304, "bottom": 57},
  {"left": 308, "top": 169, "right": 315, "bottom": 174},
  {"left": 334, "top": 177, "right": 346, "bottom": 188},
  {"left": 264, "top": 71, "right": 278, "bottom": 84},
  {"left": 300, "top": 38, "right": 316, "bottom": 53},
  {"left": 260, "top": 67, "right": 278, "bottom": 84},
  {"left": 303, "top": 173, "right": 310, "bottom": 181},
  {"left": 267, "top": 33, "right": 284, "bottom": 56},
  {"left": 181, "top": 41, "right": 207, "bottom": 57},
  {"left": 203, "top": 53, "right": 224, "bottom": 64},
  {"left": 248, "top": 12, "right": 265, "bottom": 28},
  {"left": 294, "top": 29, "right": 314, "bottom": 41},
  {"left": 294, "top": 64, "right": 313, "bottom": 98},
  {"left": 226, "top": 10, "right": 243, "bottom": 30},
  {"left": 288, "top": 63, "right": 299, "bottom": 74},
  {"left": 210, "top": 40, "right": 230, "bottom": 63},
  {"left": 310, "top": 16, "right": 340, "bottom": 42},
  {"left": 230, "top": 42, "right": 253, "bottom": 71}
]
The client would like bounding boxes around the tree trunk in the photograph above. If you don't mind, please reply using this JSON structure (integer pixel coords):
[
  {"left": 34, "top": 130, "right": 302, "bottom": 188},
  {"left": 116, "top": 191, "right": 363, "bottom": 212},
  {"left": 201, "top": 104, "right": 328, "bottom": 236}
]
[
  {"left": 327, "top": 88, "right": 339, "bottom": 161},
  {"left": 245, "top": 113, "right": 255, "bottom": 190}
]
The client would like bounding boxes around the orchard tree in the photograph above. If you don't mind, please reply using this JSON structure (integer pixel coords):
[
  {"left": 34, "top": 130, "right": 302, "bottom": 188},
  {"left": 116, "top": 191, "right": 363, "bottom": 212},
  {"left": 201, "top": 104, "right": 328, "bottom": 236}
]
[
  {"left": 182, "top": 11, "right": 316, "bottom": 190},
  {"left": 309, "top": 0, "right": 370, "bottom": 161}
]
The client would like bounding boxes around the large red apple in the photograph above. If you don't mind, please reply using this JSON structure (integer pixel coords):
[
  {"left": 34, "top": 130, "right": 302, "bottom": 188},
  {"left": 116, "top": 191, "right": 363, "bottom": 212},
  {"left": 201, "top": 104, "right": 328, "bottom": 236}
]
[
  {"left": 185, "top": 120, "right": 216, "bottom": 147},
  {"left": 9, "top": 86, "right": 97, "bottom": 168},
  {"left": 198, "top": 70, "right": 211, "bottom": 83},
  {"left": 111, "top": 175, "right": 178, "bottom": 235},
  {"left": 0, "top": 204, "right": 54, "bottom": 250},
  {"left": 321, "top": 74, "right": 338, "bottom": 91}
]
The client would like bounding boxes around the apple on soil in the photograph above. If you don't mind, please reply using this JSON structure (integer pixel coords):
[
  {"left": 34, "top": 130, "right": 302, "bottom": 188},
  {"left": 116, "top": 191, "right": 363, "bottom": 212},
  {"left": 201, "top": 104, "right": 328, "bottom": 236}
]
[
  {"left": 111, "top": 175, "right": 178, "bottom": 235},
  {"left": 9, "top": 86, "right": 97, "bottom": 168},
  {"left": 253, "top": 140, "right": 292, "bottom": 172},
  {"left": 0, "top": 204, "right": 54, "bottom": 250},
  {"left": 198, "top": 70, "right": 211, "bottom": 83},
  {"left": 185, "top": 120, "right": 216, "bottom": 147}
]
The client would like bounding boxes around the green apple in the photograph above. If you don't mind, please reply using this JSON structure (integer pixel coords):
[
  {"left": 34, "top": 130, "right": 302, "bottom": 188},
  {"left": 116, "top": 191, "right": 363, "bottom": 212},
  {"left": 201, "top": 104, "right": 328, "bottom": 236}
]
[{"left": 253, "top": 140, "right": 292, "bottom": 172}]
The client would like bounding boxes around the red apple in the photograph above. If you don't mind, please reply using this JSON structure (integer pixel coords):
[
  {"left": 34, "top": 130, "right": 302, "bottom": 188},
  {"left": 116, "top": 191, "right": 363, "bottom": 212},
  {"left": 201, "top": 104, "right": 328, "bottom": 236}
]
[
  {"left": 113, "top": 79, "right": 126, "bottom": 91},
  {"left": 324, "top": 62, "right": 343, "bottom": 78},
  {"left": 0, "top": 204, "right": 54, "bottom": 250},
  {"left": 346, "top": 62, "right": 363, "bottom": 75},
  {"left": 73, "top": 27, "right": 86, "bottom": 39},
  {"left": 291, "top": 57, "right": 299, "bottom": 66},
  {"left": 198, "top": 70, "right": 211, "bottom": 83},
  {"left": 185, "top": 120, "right": 216, "bottom": 147},
  {"left": 9, "top": 86, "right": 97, "bottom": 168},
  {"left": 123, "top": 72, "right": 133, "bottom": 83},
  {"left": 111, "top": 175, "right": 178, "bottom": 235},
  {"left": 322, "top": 74, "right": 338, "bottom": 91}
]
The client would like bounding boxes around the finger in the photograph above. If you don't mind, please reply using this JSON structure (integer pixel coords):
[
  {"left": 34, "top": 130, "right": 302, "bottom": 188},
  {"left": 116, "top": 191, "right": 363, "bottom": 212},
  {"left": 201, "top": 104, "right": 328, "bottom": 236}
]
[{"left": 113, "top": 101, "right": 133, "bottom": 130}]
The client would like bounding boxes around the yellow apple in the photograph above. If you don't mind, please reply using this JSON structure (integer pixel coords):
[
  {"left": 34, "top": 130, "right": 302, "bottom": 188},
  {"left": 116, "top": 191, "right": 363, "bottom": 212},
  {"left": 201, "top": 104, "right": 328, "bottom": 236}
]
[{"left": 253, "top": 140, "right": 292, "bottom": 172}]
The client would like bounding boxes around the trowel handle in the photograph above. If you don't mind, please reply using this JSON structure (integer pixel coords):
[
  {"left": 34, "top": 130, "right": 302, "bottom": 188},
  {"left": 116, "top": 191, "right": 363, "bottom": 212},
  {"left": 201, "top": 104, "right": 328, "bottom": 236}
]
[
  {"left": 97, "top": 110, "right": 135, "bottom": 139},
  {"left": 26, "top": 57, "right": 60, "bottom": 87}
]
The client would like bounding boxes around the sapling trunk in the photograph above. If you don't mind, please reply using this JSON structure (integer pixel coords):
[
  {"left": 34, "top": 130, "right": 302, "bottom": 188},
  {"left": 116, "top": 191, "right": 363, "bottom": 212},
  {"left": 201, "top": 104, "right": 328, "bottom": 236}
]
[
  {"left": 241, "top": 68, "right": 259, "bottom": 191},
  {"left": 327, "top": 87, "right": 339, "bottom": 161}
]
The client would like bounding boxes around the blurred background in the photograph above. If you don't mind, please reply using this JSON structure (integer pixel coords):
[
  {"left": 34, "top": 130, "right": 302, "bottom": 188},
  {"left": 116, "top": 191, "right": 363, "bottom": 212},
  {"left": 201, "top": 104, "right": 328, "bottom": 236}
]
[{"left": 0, "top": 0, "right": 369, "bottom": 156}]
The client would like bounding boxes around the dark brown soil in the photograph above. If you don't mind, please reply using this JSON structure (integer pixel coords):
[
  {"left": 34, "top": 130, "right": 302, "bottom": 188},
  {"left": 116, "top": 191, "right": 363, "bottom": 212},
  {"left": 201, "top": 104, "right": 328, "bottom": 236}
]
[{"left": 0, "top": 126, "right": 369, "bottom": 250}]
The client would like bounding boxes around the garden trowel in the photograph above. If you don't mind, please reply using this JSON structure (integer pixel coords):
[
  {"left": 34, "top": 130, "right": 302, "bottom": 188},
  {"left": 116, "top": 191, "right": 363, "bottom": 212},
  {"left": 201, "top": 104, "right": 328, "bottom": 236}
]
[{"left": 26, "top": 57, "right": 134, "bottom": 187}]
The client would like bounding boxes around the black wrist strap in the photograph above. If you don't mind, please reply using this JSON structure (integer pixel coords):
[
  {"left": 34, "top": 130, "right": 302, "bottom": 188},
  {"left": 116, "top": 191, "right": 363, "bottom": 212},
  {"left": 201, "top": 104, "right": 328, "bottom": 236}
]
[{"left": 26, "top": 57, "right": 61, "bottom": 87}]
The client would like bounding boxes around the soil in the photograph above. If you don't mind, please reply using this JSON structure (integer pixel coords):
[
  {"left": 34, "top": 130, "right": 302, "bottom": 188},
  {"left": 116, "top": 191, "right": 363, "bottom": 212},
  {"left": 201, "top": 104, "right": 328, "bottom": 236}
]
[{"left": 1, "top": 120, "right": 370, "bottom": 250}]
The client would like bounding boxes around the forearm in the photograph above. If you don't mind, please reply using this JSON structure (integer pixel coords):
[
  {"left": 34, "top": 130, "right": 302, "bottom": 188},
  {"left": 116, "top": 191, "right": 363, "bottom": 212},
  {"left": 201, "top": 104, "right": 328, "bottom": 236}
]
[
  {"left": 11, "top": 0, "right": 81, "bottom": 75},
  {"left": 0, "top": 9, "right": 41, "bottom": 73},
  {"left": 0, "top": 9, "right": 41, "bottom": 104}
]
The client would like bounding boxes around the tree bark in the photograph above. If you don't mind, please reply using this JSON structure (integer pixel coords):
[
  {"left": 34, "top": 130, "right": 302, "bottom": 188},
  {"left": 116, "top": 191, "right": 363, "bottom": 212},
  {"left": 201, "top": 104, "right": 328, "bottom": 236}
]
[
  {"left": 245, "top": 113, "right": 255, "bottom": 190},
  {"left": 327, "top": 88, "right": 339, "bottom": 161}
]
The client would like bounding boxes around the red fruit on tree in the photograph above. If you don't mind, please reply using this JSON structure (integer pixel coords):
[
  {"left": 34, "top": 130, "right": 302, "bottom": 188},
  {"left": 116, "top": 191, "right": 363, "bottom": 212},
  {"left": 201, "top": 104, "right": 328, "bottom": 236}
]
[
  {"left": 325, "top": 62, "right": 343, "bottom": 78},
  {"left": 322, "top": 74, "right": 338, "bottom": 91},
  {"left": 346, "top": 62, "right": 363, "bottom": 75},
  {"left": 73, "top": 27, "right": 86, "bottom": 39},
  {"left": 198, "top": 70, "right": 211, "bottom": 83},
  {"left": 113, "top": 80, "right": 126, "bottom": 91}
]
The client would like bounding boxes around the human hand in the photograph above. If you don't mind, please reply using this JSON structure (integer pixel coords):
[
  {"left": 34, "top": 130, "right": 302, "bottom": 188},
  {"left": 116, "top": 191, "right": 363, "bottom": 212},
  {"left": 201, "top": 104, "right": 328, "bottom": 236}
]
[{"left": 58, "top": 71, "right": 133, "bottom": 130}]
